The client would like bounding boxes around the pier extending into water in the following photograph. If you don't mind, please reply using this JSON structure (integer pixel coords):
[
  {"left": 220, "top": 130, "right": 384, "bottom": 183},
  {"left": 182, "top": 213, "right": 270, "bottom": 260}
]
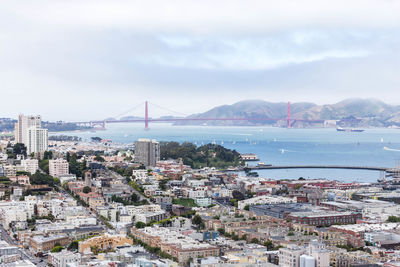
[
  {"left": 247, "top": 164, "right": 388, "bottom": 171},
  {"left": 238, "top": 165, "right": 400, "bottom": 177}
]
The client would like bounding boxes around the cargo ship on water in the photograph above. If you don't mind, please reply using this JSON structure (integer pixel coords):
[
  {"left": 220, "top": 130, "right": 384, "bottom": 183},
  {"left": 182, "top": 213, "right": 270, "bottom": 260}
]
[{"left": 336, "top": 127, "right": 365, "bottom": 132}]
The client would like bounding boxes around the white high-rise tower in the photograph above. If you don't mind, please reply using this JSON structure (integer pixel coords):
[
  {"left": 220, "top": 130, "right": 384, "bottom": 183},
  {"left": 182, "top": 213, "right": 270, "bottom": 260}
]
[
  {"left": 14, "top": 114, "right": 48, "bottom": 155},
  {"left": 14, "top": 114, "right": 41, "bottom": 144}
]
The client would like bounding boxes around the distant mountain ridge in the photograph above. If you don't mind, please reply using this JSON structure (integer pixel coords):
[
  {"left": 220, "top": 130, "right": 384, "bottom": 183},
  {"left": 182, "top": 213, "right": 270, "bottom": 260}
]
[{"left": 176, "top": 98, "right": 400, "bottom": 127}]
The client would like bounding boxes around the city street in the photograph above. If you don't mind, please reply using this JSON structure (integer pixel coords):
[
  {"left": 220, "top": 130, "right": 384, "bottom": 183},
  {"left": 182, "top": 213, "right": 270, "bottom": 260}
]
[{"left": 0, "top": 223, "right": 47, "bottom": 266}]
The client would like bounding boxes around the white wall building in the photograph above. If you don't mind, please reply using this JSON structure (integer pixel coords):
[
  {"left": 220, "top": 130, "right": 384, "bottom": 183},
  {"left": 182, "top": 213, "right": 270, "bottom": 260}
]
[
  {"left": 49, "top": 250, "right": 81, "bottom": 267},
  {"left": 0, "top": 203, "right": 30, "bottom": 230},
  {"left": 14, "top": 114, "right": 41, "bottom": 144},
  {"left": 65, "top": 216, "right": 97, "bottom": 227},
  {"left": 238, "top": 195, "right": 296, "bottom": 210},
  {"left": 300, "top": 255, "right": 315, "bottom": 267},
  {"left": 20, "top": 159, "right": 39, "bottom": 174},
  {"left": 307, "top": 240, "right": 330, "bottom": 267},
  {"left": 135, "top": 210, "right": 168, "bottom": 224},
  {"left": 187, "top": 189, "right": 207, "bottom": 199},
  {"left": 3, "top": 165, "right": 16, "bottom": 177},
  {"left": 279, "top": 245, "right": 306, "bottom": 267},
  {"left": 195, "top": 197, "right": 212, "bottom": 207},
  {"left": 26, "top": 127, "right": 48, "bottom": 155},
  {"left": 49, "top": 159, "right": 69, "bottom": 178}
]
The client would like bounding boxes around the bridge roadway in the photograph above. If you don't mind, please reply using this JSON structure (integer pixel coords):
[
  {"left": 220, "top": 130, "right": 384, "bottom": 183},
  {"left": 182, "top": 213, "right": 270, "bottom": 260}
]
[
  {"left": 244, "top": 164, "right": 390, "bottom": 172},
  {"left": 75, "top": 117, "right": 325, "bottom": 125}
]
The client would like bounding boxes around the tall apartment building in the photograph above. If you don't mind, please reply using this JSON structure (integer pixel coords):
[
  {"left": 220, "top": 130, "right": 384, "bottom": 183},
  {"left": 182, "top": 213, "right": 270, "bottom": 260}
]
[
  {"left": 14, "top": 114, "right": 41, "bottom": 144},
  {"left": 14, "top": 114, "right": 48, "bottom": 155},
  {"left": 26, "top": 127, "right": 48, "bottom": 155},
  {"left": 49, "top": 159, "right": 69, "bottom": 177},
  {"left": 134, "top": 139, "right": 160, "bottom": 167}
]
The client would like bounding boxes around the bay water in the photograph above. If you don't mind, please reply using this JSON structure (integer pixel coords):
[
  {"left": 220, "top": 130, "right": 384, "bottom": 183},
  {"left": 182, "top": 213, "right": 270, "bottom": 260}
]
[{"left": 59, "top": 123, "right": 400, "bottom": 183}]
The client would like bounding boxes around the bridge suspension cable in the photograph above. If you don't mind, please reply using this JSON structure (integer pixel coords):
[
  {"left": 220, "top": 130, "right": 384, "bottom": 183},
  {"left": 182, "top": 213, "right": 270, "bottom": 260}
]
[
  {"left": 112, "top": 102, "right": 146, "bottom": 120},
  {"left": 148, "top": 102, "right": 188, "bottom": 117}
]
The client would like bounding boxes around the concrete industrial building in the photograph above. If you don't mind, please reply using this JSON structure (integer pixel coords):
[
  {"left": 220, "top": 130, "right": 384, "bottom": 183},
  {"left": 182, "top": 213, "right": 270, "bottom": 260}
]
[{"left": 134, "top": 138, "right": 160, "bottom": 167}]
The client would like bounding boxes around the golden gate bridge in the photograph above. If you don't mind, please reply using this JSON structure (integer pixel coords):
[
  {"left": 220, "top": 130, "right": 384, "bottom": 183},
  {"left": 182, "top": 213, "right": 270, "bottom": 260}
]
[{"left": 74, "top": 101, "right": 325, "bottom": 130}]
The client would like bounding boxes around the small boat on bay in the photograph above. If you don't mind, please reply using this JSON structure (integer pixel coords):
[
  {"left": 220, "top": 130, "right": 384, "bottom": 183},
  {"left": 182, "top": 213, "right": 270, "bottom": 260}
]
[{"left": 336, "top": 127, "right": 364, "bottom": 132}]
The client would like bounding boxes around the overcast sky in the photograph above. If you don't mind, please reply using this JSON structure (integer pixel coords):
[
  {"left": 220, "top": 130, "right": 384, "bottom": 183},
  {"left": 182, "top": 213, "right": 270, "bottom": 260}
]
[{"left": 1, "top": 0, "right": 400, "bottom": 121}]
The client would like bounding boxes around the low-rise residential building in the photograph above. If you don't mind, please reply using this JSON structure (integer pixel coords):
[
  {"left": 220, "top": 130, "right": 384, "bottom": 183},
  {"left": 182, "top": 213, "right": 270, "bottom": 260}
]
[
  {"left": 279, "top": 245, "right": 306, "bottom": 267},
  {"left": 9, "top": 175, "right": 30, "bottom": 185},
  {"left": 30, "top": 235, "right": 70, "bottom": 253},
  {"left": 58, "top": 174, "right": 77, "bottom": 184},
  {"left": 20, "top": 159, "right": 39, "bottom": 174},
  {"left": 135, "top": 210, "right": 168, "bottom": 224},
  {"left": 131, "top": 226, "right": 220, "bottom": 264},
  {"left": 3, "top": 164, "right": 16, "bottom": 177},
  {"left": 287, "top": 211, "right": 362, "bottom": 227},
  {"left": 0, "top": 241, "right": 20, "bottom": 264},
  {"left": 48, "top": 250, "right": 81, "bottom": 267},
  {"left": 195, "top": 197, "right": 212, "bottom": 207},
  {"left": 78, "top": 234, "right": 133, "bottom": 254},
  {"left": 238, "top": 195, "right": 296, "bottom": 210}
]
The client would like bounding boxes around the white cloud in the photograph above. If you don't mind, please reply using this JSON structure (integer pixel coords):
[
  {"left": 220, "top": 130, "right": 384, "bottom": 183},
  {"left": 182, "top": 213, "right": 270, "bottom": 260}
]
[
  {"left": 0, "top": 0, "right": 400, "bottom": 120},
  {"left": 3, "top": 0, "right": 400, "bottom": 33}
]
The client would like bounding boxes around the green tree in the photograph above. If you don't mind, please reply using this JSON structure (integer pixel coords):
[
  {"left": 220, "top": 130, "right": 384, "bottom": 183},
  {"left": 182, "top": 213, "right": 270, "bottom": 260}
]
[
  {"left": 13, "top": 143, "right": 27, "bottom": 156},
  {"left": 68, "top": 153, "right": 85, "bottom": 177},
  {"left": 251, "top": 238, "right": 259, "bottom": 244},
  {"left": 263, "top": 240, "right": 274, "bottom": 249},
  {"left": 39, "top": 159, "right": 49, "bottom": 174},
  {"left": 51, "top": 246, "right": 64, "bottom": 253},
  {"left": 43, "top": 151, "right": 53, "bottom": 160},
  {"left": 68, "top": 241, "right": 79, "bottom": 251},
  {"left": 232, "top": 190, "right": 245, "bottom": 200},
  {"left": 387, "top": 216, "right": 400, "bottom": 222},
  {"left": 91, "top": 137, "right": 102, "bottom": 142},
  {"left": 83, "top": 186, "right": 91, "bottom": 194},
  {"left": 30, "top": 171, "right": 55, "bottom": 186},
  {"left": 130, "top": 193, "right": 139, "bottom": 202},
  {"left": 94, "top": 155, "right": 105, "bottom": 162},
  {"left": 192, "top": 214, "right": 203, "bottom": 226},
  {"left": 244, "top": 204, "right": 250, "bottom": 211},
  {"left": 135, "top": 221, "right": 146, "bottom": 229}
]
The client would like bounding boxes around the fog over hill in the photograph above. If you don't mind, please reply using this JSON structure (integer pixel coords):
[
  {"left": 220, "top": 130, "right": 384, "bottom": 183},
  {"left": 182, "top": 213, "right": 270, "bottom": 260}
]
[{"left": 175, "top": 98, "right": 400, "bottom": 127}]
